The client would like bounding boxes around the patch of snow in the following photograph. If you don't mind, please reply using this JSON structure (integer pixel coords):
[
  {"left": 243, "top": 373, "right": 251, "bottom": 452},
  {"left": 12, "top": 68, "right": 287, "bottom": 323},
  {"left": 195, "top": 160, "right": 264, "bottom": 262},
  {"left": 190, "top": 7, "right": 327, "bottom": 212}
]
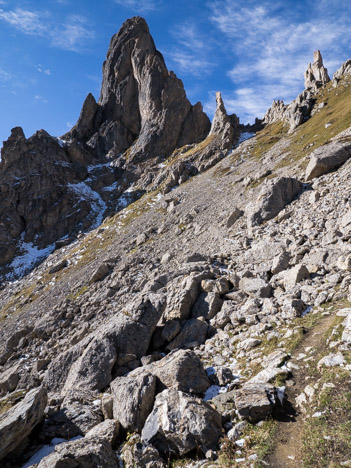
[
  {"left": 117, "top": 191, "right": 134, "bottom": 209},
  {"left": 55, "top": 137, "right": 67, "bottom": 148},
  {"left": 238, "top": 132, "right": 255, "bottom": 144},
  {"left": 68, "top": 181, "right": 106, "bottom": 229},
  {"left": 87, "top": 162, "right": 113, "bottom": 171},
  {"left": 235, "top": 439, "right": 246, "bottom": 448},
  {"left": 302, "top": 305, "right": 312, "bottom": 317},
  {"left": 276, "top": 386, "right": 286, "bottom": 405},
  {"left": 6, "top": 234, "right": 55, "bottom": 281},
  {"left": 21, "top": 436, "right": 82, "bottom": 468},
  {"left": 103, "top": 181, "right": 119, "bottom": 192},
  {"left": 206, "top": 366, "right": 216, "bottom": 376},
  {"left": 158, "top": 162, "right": 166, "bottom": 168},
  {"left": 203, "top": 385, "right": 228, "bottom": 401},
  {"left": 312, "top": 411, "right": 325, "bottom": 418}
]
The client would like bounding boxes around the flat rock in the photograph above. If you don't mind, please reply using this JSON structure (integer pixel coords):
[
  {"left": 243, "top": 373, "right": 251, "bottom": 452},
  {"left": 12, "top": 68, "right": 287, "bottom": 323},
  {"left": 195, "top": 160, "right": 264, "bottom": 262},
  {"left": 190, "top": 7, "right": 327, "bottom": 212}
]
[
  {"left": 0, "top": 386, "right": 47, "bottom": 460},
  {"left": 235, "top": 383, "right": 277, "bottom": 423},
  {"left": 305, "top": 139, "right": 351, "bottom": 180},
  {"left": 37, "top": 437, "right": 118, "bottom": 468}
]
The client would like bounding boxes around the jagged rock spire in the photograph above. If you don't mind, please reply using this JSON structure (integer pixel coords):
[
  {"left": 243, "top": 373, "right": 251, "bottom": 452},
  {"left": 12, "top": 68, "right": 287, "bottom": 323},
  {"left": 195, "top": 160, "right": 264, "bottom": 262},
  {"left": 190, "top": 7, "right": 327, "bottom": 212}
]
[
  {"left": 68, "top": 16, "right": 210, "bottom": 162},
  {"left": 304, "top": 50, "right": 330, "bottom": 90},
  {"left": 210, "top": 92, "right": 239, "bottom": 148}
]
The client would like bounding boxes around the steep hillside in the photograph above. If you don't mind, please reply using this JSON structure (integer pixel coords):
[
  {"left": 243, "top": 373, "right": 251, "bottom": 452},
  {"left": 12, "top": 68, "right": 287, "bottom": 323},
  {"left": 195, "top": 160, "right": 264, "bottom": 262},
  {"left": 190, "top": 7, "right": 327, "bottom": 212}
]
[{"left": 0, "top": 17, "right": 351, "bottom": 468}]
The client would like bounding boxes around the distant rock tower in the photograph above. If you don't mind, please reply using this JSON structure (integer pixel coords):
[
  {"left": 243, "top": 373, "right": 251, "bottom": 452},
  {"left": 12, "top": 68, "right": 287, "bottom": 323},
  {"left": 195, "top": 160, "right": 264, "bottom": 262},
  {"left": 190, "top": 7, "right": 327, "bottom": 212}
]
[{"left": 304, "top": 50, "right": 330, "bottom": 90}]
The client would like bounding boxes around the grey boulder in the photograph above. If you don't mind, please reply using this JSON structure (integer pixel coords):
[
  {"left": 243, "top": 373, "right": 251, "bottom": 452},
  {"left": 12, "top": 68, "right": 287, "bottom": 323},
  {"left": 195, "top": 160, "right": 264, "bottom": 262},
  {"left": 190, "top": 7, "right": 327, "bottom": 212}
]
[
  {"left": 141, "top": 389, "right": 222, "bottom": 456},
  {"left": 0, "top": 386, "right": 47, "bottom": 460},
  {"left": 235, "top": 383, "right": 277, "bottom": 423},
  {"left": 305, "top": 139, "right": 351, "bottom": 180}
]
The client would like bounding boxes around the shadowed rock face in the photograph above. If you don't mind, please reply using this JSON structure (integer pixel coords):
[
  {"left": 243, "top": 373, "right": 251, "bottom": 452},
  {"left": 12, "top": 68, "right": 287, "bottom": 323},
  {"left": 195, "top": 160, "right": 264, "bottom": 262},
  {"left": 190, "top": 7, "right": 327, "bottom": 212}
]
[{"left": 68, "top": 16, "right": 210, "bottom": 161}]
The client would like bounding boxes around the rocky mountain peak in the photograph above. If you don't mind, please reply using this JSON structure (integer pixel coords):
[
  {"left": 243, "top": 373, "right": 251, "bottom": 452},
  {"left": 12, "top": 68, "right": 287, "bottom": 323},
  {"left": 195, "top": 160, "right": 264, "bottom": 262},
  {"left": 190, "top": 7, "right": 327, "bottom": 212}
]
[
  {"left": 304, "top": 49, "right": 330, "bottom": 89},
  {"left": 68, "top": 16, "right": 210, "bottom": 162}
]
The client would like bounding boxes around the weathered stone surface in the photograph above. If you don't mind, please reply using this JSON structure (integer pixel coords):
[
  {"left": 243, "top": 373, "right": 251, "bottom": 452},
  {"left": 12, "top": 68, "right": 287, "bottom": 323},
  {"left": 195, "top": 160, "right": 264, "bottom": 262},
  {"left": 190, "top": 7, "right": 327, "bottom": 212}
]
[
  {"left": 235, "top": 383, "right": 277, "bottom": 423},
  {"left": 317, "top": 352, "right": 346, "bottom": 369},
  {"left": 191, "top": 292, "right": 223, "bottom": 320},
  {"left": 129, "top": 349, "right": 210, "bottom": 394},
  {"left": 45, "top": 293, "right": 165, "bottom": 392},
  {"left": 247, "top": 177, "right": 302, "bottom": 227},
  {"left": 40, "top": 390, "right": 103, "bottom": 440},
  {"left": 305, "top": 139, "right": 351, "bottom": 180},
  {"left": 282, "top": 265, "right": 310, "bottom": 290},
  {"left": 37, "top": 438, "right": 118, "bottom": 468},
  {"left": 85, "top": 419, "right": 120, "bottom": 447},
  {"left": 210, "top": 92, "right": 239, "bottom": 150},
  {"left": 239, "top": 277, "right": 272, "bottom": 298},
  {"left": 49, "top": 259, "right": 68, "bottom": 274},
  {"left": 227, "top": 207, "right": 244, "bottom": 228},
  {"left": 0, "top": 386, "right": 47, "bottom": 460},
  {"left": 304, "top": 50, "right": 330, "bottom": 90},
  {"left": 111, "top": 372, "right": 156, "bottom": 432},
  {"left": 90, "top": 263, "right": 110, "bottom": 283},
  {"left": 121, "top": 434, "right": 165, "bottom": 468},
  {"left": 167, "top": 318, "right": 208, "bottom": 350},
  {"left": 141, "top": 389, "right": 222, "bottom": 456},
  {"left": 0, "top": 364, "right": 20, "bottom": 397},
  {"left": 333, "top": 59, "right": 351, "bottom": 85}
]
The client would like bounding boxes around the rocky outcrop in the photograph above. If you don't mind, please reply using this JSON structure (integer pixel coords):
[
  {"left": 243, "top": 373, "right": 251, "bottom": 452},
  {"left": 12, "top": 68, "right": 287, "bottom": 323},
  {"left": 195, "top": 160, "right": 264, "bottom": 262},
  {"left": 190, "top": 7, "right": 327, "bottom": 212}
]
[
  {"left": 305, "top": 139, "right": 351, "bottom": 180},
  {"left": 67, "top": 16, "right": 210, "bottom": 162},
  {"left": 235, "top": 383, "right": 278, "bottom": 423},
  {"left": 304, "top": 50, "right": 330, "bottom": 90},
  {"left": 37, "top": 438, "right": 119, "bottom": 468},
  {"left": 0, "top": 386, "right": 47, "bottom": 460},
  {"left": 0, "top": 128, "right": 101, "bottom": 270},
  {"left": 333, "top": 59, "right": 351, "bottom": 86},
  {"left": 141, "top": 389, "right": 222, "bottom": 456},
  {"left": 264, "top": 51, "right": 330, "bottom": 132},
  {"left": 247, "top": 177, "right": 302, "bottom": 228}
]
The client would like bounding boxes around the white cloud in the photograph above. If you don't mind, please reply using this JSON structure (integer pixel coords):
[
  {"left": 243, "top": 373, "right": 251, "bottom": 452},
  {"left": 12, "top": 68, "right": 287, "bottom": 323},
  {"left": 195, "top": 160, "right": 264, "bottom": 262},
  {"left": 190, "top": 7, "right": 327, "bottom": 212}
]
[
  {"left": 34, "top": 95, "right": 48, "bottom": 103},
  {"left": 0, "top": 7, "right": 48, "bottom": 35},
  {"left": 0, "top": 68, "right": 11, "bottom": 81},
  {"left": 167, "top": 22, "right": 215, "bottom": 77},
  {"left": 209, "top": 0, "right": 351, "bottom": 121},
  {"left": 113, "top": 0, "right": 161, "bottom": 12},
  {"left": 36, "top": 64, "right": 51, "bottom": 75},
  {"left": 51, "top": 15, "right": 95, "bottom": 52},
  {"left": 0, "top": 7, "right": 95, "bottom": 52}
]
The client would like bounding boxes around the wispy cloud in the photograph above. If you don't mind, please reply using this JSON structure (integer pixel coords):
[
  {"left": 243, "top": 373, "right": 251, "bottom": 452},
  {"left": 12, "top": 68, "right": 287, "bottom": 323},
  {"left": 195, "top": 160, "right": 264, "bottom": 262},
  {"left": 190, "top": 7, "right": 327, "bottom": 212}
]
[
  {"left": 0, "top": 7, "right": 95, "bottom": 51},
  {"left": 36, "top": 64, "right": 51, "bottom": 75},
  {"left": 168, "top": 22, "right": 215, "bottom": 77},
  {"left": 209, "top": 0, "right": 351, "bottom": 121},
  {"left": 0, "top": 68, "right": 11, "bottom": 81},
  {"left": 113, "top": 0, "right": 161, "bottom": 13},
  {"left": 34, "top": 94, "right": 48, "bottom": 103}
]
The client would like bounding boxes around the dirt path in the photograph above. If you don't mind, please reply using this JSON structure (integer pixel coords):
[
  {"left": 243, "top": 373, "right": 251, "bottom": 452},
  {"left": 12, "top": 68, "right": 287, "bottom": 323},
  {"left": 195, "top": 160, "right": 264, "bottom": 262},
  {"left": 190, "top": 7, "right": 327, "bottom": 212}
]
[{"left": 265, "top": 312, "right": 336, "bottom": 467}]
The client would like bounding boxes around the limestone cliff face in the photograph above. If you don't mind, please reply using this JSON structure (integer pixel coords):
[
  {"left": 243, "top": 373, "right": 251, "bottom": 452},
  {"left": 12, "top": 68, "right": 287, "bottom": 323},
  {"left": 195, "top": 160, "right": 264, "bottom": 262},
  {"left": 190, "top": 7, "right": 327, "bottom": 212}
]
[
  {"left": 68, "top": 16, "right": 210, "bottom": 161},
  {"left": 304, "top": 50, "right": 330, "bottom": 90}
]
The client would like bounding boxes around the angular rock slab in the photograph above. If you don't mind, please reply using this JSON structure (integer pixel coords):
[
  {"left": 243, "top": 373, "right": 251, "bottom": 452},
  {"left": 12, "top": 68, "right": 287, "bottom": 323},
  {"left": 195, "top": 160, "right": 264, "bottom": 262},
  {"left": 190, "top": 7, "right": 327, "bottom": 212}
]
[
  {"left": 247, "top": 177, "right": 302, "bottom": 227},
  {"left": 305, "top": 139, "right": 351, "bottom": 180},
  {"left": 111, "top": 372, "right": 156, "bottom": 432},
  {"left": 129, "top": 349, "right": 210, "bottom": 394},
  {"left": 141, "top": 389, "right": 222, "bottom": 456},
  {"left": 0, "top": 386, "right": 47, "bottom": 460},
  {"left": 121, "top": 434, "right": 165, "bottom": 468},
  {"left": 235, "top": 383, "right": 277, "bottom": 423},
  {"left": 37, "top": 438, "right": 118, "bottom": 468}
]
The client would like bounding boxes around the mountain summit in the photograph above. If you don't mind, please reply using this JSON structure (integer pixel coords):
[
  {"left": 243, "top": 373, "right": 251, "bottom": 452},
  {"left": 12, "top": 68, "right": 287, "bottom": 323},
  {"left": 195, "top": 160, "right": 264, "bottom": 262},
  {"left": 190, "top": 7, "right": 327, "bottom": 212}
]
[{"left": 67, "top": 16, "right": 210, "bottom": 162}]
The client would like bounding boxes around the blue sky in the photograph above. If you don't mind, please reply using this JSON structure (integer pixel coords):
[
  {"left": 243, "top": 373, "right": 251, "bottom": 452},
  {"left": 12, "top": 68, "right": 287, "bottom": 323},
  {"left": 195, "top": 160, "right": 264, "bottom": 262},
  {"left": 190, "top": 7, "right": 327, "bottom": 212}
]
[{"left": 0, "top": 0, "right": 351, "bottom": 145}]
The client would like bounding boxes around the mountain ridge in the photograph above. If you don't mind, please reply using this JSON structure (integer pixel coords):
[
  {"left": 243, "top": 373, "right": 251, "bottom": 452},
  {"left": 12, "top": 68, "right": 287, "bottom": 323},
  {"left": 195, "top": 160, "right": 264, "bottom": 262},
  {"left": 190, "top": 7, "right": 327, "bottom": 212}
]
[{"left": 0, "top": 15, "right": 351, "bottom": 468}]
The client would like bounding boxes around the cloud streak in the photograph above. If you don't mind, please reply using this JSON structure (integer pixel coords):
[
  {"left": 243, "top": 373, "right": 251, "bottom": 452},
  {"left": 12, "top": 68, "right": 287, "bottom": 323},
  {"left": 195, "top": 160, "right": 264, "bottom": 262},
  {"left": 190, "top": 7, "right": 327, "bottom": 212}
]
[
  {"left": 0, "top": 7, "right": 95, "bottom": 51},
  {"left": 209, "top": 0, "right": 351, "bottom": 121}
]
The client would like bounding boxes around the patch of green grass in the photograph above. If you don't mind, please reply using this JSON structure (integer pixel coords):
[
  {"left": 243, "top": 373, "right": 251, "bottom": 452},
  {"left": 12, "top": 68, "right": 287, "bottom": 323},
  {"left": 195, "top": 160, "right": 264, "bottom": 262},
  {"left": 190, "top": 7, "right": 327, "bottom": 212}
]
[
  {"left": 275, "top": 77, "right": 351, "bottom": 169},
  {"left": 67, "top": 285, "right": 89, "bottom": 301},
  {"left": 250, "top": 121, "right": 288, "bottom": 160},
  {"left": 302, "top": 368, "right": 351, "bottom": 467}
]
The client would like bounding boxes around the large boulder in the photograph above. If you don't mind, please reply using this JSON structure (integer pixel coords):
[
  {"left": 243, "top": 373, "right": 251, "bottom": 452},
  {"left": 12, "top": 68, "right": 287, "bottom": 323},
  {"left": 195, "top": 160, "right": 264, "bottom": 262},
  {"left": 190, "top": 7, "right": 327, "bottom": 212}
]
[
  {"left": 129, "top": 349, "right": 210, "bottom": 394},
  {"left": 141, "top": 389, "right": 222, "bottom": 456},
  {"left": 305, "top": 139, "right": 351, "bottom": 180},
  {"left": 45, "top": 293, "right": 166, "bottom": 392},
  {"left": 247, "top": 177, "right": 302, "bottom": 228},
  {"left": 37, "top": 438, "right": 118, "bottom": 468},
  {"left": 0, "top": 386, "right": 47, "bottom": 460},
  {"left": 235, "top": 383, "right": 277, "bottom": 423},
  {"left": 121, "top": 434, "right": 165, "bottom": 468},
  {"left": 166, "top": 318, "right": 208, "bottom": 350},
  {"left": 111, "top": 372, "right": 156, "bottom": 432}
]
